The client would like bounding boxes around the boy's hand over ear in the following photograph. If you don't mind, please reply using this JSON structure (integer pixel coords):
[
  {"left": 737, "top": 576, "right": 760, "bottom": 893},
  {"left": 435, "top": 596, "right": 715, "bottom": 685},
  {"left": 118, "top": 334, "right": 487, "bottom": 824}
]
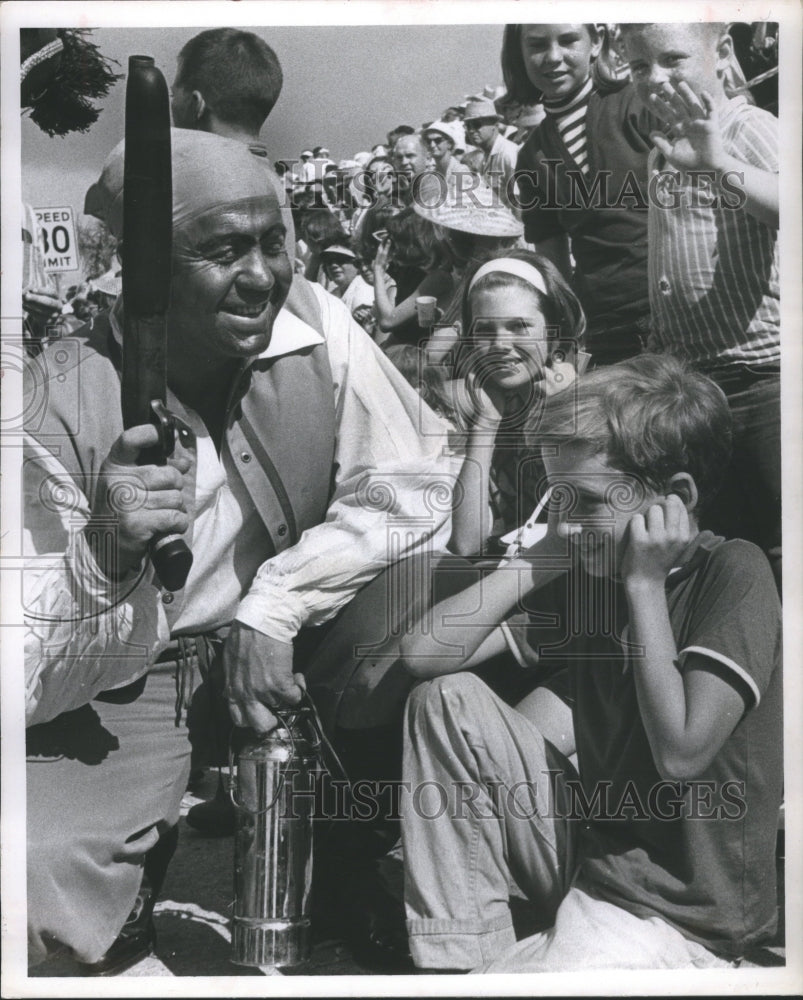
[
  {"left": 622, "top": 493, "right": 692, "bottom": 587},
  {"left": 648, "top": 83, "right": 727, "bottom": 173}
]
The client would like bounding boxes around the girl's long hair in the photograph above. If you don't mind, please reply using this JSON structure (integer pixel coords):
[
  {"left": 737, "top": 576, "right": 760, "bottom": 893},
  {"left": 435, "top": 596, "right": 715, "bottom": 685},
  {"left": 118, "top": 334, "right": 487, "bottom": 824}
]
[
  {"left": 460, "top": 248, "right": 586, "bottom": 352},
  {"left": 501, "top": 23, "right": 626, "bottom": 106}
]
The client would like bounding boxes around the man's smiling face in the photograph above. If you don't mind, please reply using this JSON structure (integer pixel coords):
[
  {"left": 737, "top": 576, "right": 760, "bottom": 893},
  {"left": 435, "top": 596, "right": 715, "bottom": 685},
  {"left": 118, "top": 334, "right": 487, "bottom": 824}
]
[{"left": 168, "top": 195, "right": 292, "bottom": 368}]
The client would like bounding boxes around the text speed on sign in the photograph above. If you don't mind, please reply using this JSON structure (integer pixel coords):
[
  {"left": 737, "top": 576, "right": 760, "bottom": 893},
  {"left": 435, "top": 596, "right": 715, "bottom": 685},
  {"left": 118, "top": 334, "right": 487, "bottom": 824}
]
[{"left": 34, "top": 206, "right": 80, "bottom": 273}]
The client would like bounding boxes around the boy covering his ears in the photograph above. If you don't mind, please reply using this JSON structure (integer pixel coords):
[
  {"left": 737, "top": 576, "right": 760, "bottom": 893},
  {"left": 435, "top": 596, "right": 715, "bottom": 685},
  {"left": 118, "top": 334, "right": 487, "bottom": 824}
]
[{"left": 399, "top": 354, "right": 782, "bottom": 971}]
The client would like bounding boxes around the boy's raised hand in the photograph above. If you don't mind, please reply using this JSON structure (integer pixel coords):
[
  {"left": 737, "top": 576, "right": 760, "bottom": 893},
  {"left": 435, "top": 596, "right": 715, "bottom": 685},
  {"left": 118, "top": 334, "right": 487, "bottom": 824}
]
[
  {"left": 621, "top": 493, "right": 692, "bottom": 587},
  {"left": 648, "top": 83, "right": 726, "bottom": 172}
]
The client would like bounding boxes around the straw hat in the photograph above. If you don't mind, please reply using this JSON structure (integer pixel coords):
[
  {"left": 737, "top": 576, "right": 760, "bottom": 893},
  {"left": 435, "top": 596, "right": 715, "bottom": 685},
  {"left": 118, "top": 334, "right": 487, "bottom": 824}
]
[{"left": 412, "top": 177, "right": 523, "bottom": 237}]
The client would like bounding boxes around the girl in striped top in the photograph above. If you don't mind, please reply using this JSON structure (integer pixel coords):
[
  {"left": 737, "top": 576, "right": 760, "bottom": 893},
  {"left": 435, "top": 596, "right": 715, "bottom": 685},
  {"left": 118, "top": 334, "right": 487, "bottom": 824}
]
[{"left": 503, "top": 23, "right": 661, "bottom": 366}]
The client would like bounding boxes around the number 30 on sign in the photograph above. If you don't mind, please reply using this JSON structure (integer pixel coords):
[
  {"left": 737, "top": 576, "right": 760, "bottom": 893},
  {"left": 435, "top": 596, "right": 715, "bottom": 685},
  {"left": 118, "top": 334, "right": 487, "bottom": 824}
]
[{"left": 34, "top": 206, "right": 80, "bottom": 273}]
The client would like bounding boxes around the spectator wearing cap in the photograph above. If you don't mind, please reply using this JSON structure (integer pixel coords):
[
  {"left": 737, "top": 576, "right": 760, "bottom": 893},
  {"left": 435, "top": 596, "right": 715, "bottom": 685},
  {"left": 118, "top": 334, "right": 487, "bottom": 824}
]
[
  {"left": 92, "top": 267, "right": 122, "bottom": 304},
  {"left": 422, "top": 120, "right": 471, "bottom": 182},
  {"left": 319, "top": 243, "right": 375, "bottom": 320},
  {"left": 313, "top": 145, "right": 336, "bottom": 180},
  {"left": 295, "top": 149, "right": 316, "bottom": 183},
  {"left": 463, "top": 97, "right": 520, "bottom": 209}
]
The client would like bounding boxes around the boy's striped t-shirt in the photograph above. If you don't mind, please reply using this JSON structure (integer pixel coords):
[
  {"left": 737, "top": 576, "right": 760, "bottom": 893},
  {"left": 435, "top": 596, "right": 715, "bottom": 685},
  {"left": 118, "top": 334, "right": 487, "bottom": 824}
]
[{"left": 542, "top": 77, "right": 594, "bottom": 176}]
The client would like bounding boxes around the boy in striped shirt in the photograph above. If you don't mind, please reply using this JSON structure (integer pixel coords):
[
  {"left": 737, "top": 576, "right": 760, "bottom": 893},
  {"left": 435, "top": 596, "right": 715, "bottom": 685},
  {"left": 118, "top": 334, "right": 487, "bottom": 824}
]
[{"left": 621, "top": 22, "right": 781, "bottom": 589}]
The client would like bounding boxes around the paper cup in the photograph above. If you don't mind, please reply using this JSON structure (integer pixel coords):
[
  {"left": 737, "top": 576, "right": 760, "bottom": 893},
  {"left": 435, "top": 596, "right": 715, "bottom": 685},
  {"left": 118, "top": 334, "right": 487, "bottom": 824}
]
[{"left": 415, "top": 296, "right": 437, "bottom": 327}]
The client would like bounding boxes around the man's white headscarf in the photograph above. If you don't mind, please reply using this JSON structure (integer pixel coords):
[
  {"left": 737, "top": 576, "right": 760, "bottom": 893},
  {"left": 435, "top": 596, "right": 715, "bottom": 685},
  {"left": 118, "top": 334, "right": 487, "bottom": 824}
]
[{"left": 85, "top": 128, "right": 279, "bottom": 238}]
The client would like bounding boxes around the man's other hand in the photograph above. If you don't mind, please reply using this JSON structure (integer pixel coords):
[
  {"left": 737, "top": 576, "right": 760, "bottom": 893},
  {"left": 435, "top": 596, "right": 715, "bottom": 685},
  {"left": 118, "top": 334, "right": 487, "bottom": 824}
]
[{"left": 223, "top": 622, "right": 305, "bottom": 732}]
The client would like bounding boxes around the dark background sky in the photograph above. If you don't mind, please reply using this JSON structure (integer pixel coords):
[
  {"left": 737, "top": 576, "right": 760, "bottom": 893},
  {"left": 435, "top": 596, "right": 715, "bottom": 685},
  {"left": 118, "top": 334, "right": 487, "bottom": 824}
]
[{"left": 22, "top": 22, "right": 506, "bottom": 279}]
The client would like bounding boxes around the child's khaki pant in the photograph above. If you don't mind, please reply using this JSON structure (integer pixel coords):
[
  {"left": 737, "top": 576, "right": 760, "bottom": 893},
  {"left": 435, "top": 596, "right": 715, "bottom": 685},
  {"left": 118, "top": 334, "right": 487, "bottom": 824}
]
[{"left": 402, "top": 673, "right": 731, "bottom": 972}]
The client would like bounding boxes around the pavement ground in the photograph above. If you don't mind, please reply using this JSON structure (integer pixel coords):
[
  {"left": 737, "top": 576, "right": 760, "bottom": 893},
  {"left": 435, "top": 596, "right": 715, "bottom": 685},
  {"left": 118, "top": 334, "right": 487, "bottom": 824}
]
[{"left": 30, "top": 770, "right": 786, "bottom": 980}]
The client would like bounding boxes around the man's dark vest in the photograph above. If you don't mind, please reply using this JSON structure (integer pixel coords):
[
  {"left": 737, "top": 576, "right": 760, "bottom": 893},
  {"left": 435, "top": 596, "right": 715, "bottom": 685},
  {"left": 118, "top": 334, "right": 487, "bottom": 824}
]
[{"left": 25, "top": 275, "right": 337, "bottom": 566}]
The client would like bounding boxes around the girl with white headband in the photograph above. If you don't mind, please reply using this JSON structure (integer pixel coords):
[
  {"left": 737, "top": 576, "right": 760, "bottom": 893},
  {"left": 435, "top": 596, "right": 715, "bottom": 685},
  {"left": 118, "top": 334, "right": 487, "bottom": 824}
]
[{"left": 449, "top": 249, "right": 587, "bottom": 560}]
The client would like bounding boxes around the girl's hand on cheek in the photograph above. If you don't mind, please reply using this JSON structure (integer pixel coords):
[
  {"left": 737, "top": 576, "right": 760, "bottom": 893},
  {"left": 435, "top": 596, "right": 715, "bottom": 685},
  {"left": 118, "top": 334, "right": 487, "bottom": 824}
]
[{"left": 465, "top": 369, "right": 507, "bottom": 428}]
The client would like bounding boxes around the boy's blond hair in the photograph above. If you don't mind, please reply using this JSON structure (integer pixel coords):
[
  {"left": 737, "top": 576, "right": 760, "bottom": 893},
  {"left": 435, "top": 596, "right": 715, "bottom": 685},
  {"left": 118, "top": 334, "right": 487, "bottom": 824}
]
[{"left": 618, "top": 21, "right": 729, "bottom": 43}]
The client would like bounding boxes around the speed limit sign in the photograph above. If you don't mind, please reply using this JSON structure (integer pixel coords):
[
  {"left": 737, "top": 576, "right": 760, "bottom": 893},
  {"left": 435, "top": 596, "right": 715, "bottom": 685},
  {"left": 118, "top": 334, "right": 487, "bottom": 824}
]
[{"left": 33, "top": 206, "right": 80, "bottom": 272}]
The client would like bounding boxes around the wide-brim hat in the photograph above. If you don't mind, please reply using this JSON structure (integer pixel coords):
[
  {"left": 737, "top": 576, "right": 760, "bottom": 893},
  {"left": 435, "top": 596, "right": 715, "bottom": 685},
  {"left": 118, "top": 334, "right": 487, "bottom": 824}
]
[
  {"left": 464, "top": 97, "right": 500, "bottom": 122},
  {"left": 422, "top": 119, "right": 465, "bottom": 150},
  {"left": 412, "top": 178, "right": 523, "bottom": 238}
]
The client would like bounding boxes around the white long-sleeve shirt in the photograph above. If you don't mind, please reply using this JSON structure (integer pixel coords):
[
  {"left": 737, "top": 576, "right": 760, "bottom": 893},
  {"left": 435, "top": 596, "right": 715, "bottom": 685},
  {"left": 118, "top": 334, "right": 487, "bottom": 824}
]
[{"left": 24, "top": 284, "right": 453, "bottom": 725}]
